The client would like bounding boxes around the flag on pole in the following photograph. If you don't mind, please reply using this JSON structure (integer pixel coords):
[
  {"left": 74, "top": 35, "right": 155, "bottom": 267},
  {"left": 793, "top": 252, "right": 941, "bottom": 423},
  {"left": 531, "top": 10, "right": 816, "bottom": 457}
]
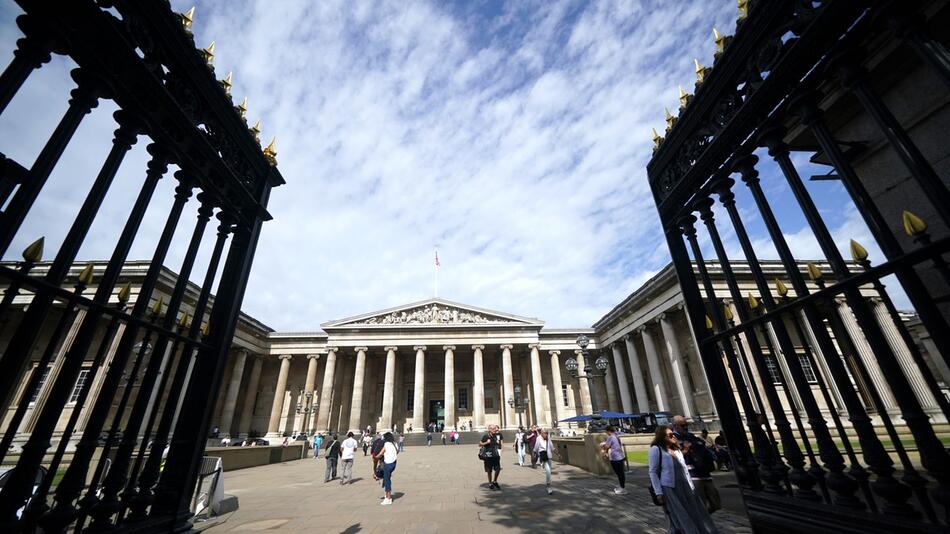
[{"left": 435, "top": 250, "right": 440, "bottom": 267}]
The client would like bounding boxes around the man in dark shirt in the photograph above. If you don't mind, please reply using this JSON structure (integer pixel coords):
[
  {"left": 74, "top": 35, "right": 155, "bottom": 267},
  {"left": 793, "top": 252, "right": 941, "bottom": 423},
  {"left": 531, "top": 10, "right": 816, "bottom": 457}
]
[
  {"left": 673, "top": 416, "right": 721, "bottom": 513},
  {"left": 323, "top": 433, "right": 340, "bottom": 482},
  {"left": 479, "top": 424, "right": 503, "bottom": 490}
]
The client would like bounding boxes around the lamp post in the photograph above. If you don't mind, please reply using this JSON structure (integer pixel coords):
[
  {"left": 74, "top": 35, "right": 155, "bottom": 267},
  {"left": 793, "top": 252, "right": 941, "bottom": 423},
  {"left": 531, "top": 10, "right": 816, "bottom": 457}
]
[
  {"left": 295, "top": 390, "right": 315, "bottom": 436},
  {"left": 507, "top": 385, "right": 527, "bottom": 428},
  {"left": 564, "top": 334, "right": 611, "bottom": 432}
]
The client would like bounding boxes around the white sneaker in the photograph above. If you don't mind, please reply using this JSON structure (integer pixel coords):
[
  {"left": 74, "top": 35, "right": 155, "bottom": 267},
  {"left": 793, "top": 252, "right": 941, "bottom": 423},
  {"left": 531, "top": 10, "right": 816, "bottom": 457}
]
[
  {"left": 381, "top": 498, "right": 393, "bottom": 506},
  {"left": 547, "top": 487, "right": 553, "bottom": 495},
  {"left": 613, "top": 487, "right": 628, "bottom": 495}
]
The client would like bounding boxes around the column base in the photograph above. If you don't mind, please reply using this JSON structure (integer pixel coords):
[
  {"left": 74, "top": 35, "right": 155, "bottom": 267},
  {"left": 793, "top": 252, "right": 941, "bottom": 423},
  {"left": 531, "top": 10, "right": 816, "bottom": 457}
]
[{"left": 264, "top": 432, "right": 285, "bottom": 440}]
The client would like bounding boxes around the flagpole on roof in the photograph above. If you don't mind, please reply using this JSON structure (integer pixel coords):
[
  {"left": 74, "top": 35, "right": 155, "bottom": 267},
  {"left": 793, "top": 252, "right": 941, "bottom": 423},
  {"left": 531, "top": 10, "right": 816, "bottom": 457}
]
[{"left": 434, "top": 247, "right": 440, "bottom": 298}]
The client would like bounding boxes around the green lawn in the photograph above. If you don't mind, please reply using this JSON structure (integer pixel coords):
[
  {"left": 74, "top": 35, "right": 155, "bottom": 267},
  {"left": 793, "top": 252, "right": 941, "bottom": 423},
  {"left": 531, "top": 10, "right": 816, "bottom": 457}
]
[{"left": 627, "top": 450, "right": 649, "bottom": 464}]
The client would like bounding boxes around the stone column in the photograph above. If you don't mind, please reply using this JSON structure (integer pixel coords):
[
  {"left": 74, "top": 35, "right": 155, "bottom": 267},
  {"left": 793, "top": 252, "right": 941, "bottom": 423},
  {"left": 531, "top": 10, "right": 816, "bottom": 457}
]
[
  {"left": 574, "top": 349, "right": 593, "bottom": 415},
  {"left": 640, "top": 326, "right": 669, "bottom": 412},
  {"left": 28, "top": 309, "right": 86, "bottom": 431},
  {"left": 528, "top": 344, "right": 546, "bottom": 424},
  {"left": 610, "top": 343, "right": 634, "bottom": 413},
  {"left": 443, "top": 345, "right": 456, "bottom": 428},
  {"left": 266, "top": 354, "right": 293, "bottom": 437},
  {"left": 348, "top": 347, "right": 368, "bottom": 432},
  {"left": 501, "top": 344, "right": 516, "bottom": 428},
  {"left": 237, "top": 355, "right": 263, "bottom": 436},
  {"left": 412, "top": 346, "right": 425, "bottom": 430},
  {"left": 301, "top": 354, "right": 320, "bottom": 433},
  {"left": 659, "top": 312, "right": 695, "bottom": 419},
  {"left": 837, "top": 300, "right": 898, "bottom": 411},
  {"left": 381, "top": 346, "right": 397, "bottom": 430},
  {"left": 871, "top": 299, "right": 939, "bottom": 410},
  {"left": 601, "top": 350, "right": 620, "bottom": 412},
  {"left": 472, "top": 345, "right": 486, "bottom": 430},
  {"left": 316, "top": 348, "right": 338, "bottom": 431},
  {"left": 624, "top": 334, "right": 651, "bottom": 412},
  {"left": 218, "top": 349, "right": 248, "bottom": 435},
  {"left": 549, "top": 350, "right": 566, "bottom": 426}
]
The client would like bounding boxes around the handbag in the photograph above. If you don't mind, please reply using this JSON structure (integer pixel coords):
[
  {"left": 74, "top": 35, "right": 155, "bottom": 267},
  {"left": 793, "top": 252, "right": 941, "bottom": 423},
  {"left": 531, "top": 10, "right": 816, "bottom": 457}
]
[
  {"left": 648, "top": 445, "right": 664, "bottom": 506},
  {"left": 539, "top": 450, "right": 549, "bottom": 463},
  {"left": 478, "top": 446, "right": 495, "bottom": 460}
]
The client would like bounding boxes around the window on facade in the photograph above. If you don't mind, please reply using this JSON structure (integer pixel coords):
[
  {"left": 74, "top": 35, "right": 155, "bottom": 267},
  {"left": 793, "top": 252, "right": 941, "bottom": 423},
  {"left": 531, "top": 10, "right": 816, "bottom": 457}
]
[
  {"left": 458, "top": 388, "right": 468, "bottom": 410},
  {"left": 764, "top": 356, "right": 782, "bottom": 385},
  {"left": 68, "top": 369, "right": 90, "bottom": 404},
  {"left": 485, "top": 387, "right": 495, "bottom": 409},
  {"left": 799, "top": 354, "right": 818, "bottom": 384},
  {"left": 29, "top": 367, "right": 50, "bottom": 403},
  {"left": 407, "top": 389, "right": 414, "bottom": 411},
  {"left": 561, "top": 384, "right": 570, "bottom": 407}
]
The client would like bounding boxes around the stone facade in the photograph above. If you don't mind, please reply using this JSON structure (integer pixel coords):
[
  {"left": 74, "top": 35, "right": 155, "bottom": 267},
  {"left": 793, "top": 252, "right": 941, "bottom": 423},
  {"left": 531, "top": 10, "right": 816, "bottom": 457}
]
[{"left": 3, "top": 258, "right": 944, "bottom": 447}]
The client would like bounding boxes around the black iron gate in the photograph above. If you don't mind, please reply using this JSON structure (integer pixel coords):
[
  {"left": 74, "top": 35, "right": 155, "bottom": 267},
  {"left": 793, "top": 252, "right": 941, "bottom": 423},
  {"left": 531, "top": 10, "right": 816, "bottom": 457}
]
[
  {"left": 0, "top": 1, "right": 283, "bottom": 532},
  {"left": 648, "top": 0, "right": 950, "bottom": 531}
]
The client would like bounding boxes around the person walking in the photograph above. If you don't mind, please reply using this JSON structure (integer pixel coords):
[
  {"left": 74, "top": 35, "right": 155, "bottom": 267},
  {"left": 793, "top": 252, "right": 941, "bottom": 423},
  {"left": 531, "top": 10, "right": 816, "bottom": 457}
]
[
  {"left": 672, "top": 415, "right": 721, "bottom": 513},
  {"left": 370, "top": 432, "right": 385, "bottom": 481},
  {"left": 514, "top": 427, "right": 525, "bottom": 466},
  {"left": 454, "top": 431, "right": 460, "bottom": 445},
  {"left": 312, "top": 434, "right": 322, "bottom": 459},
  {"left": 526, "top": 425, "right": 539, "bottom": 467},
  {"left": 534, "top": 428, "right": 555, "bottom": 495},
  {"left": 340, "top": 431, "right": 358, "bottom": 485},
  {"left": 426, "top": 430, "right": 432, "bottom": 446},
  {"left": 441, "top": 431, "right": 447, "bottom": 445},
  {"left": 479, "top": 424, "right": 504, "bottom": 490},
  {"left": 398, "top": 432, "right": 405, "bottom": 452},
  {"left": 649, "top": 425, "right": 719, "bottom": 534},
  {"left": 323, "top": 433, "right": 340, "bottom": 483},
  {"left": 362, "top": 432, "right": 372, "bottom": 456},
  {"left": 374, "top": 432, "right": 398, "bottom": 506},
  {"left": 601, "top": 425, "right": 627, "bottom": 495}
]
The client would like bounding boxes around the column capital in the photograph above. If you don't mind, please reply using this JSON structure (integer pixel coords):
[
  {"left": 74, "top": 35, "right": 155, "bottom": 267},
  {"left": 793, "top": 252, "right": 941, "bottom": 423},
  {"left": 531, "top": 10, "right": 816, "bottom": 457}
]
[
  {"left": 623, "top": 332, "right": 636, "bottom": 342},
  {"left": 471, "top": 344, "right": 485, "bottom": 351},
  {"left": 657, "top": 312, "right": 667, "bottom": 322},
  {"left": 528, "top": 343, "right": 540, "bottom": 350},
  {"left": 236, "top": 348, "right": 249, "bottom": 357},
  {"left": 548, "top": 350, "right": 561, "bottom": 356},
  {"left": 385, "top": 346, "right": 399, "bottom": 352},
  {"left": 413, "top": 345, "right": 426, "bottom": 351},
  {"left": 307, "top": 353, "right": 319, "bottom": 360},
  {"left": 574, "top": 349, "right": 583, "bottom": 356},
  {"left": 500, "top": 344, "right": 514, "bottom": 350},
  {"left": 636, "top": 325, "right": 649, "bottom": 334},
  {"left": 868, "top": 296, "right": 883, "bottom": 305},
  {"left": 354, "top": 346, "right": 369, "bottom": 353},
  {"left": 326, "top": 347, "right": 339, "bottom": 354},
  {"left": 443, "top": 345, "right": 456, "bottom": 351},
  {"left": 278, "top": 354, "right": 293, "bottom": 361}
]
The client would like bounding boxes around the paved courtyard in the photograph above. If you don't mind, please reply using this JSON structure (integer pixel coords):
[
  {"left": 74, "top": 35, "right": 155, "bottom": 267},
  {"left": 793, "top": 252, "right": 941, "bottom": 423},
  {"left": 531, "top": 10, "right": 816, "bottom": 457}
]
[{"left": 202, "top": 444, "right": 752, "bottom": 533}]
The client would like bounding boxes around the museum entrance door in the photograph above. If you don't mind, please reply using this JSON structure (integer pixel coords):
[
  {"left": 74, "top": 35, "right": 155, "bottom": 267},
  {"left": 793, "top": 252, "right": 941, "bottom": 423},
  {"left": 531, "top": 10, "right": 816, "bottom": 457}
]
[{"left": 428, "top": 400, "right": 444, "bottom": 429}]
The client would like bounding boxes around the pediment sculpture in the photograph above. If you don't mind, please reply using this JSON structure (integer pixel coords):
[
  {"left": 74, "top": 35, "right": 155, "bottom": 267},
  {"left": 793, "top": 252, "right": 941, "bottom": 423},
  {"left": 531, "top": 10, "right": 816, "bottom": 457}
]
[{"left": 353, "top": 304, "right": 507, "bottom": 325}]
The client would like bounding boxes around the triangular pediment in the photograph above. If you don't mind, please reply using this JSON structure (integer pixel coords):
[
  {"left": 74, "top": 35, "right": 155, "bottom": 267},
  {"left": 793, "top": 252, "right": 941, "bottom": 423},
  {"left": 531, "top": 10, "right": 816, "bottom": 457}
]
[{"left": 322, "top": 298, "right": 544, "bottom": 328}]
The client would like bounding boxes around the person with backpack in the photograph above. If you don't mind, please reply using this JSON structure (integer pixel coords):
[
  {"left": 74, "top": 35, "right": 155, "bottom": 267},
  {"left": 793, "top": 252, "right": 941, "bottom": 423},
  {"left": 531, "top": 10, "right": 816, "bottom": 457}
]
[
  {"left": 479, "top": 424, "right": 503, "bottom": 490},
  {"left": 323, "top": 433, "right": 340, "bottom": 482},
  {"left": 649, "top": 425, "right": 719, "bottom": 534},
  {"left": 672, "top": 415, "right": 721, "bottom": 513},
  {"left": 370, "top": 432, "right": 385, "bottom": 481}
]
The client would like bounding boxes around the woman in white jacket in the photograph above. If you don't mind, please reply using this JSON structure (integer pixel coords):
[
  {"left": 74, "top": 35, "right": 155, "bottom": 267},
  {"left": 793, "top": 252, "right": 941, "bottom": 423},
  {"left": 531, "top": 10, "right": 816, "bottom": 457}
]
[
  {"left": 533, "top": 428, "right": 555, "bottom": 494},
  {"left": 648, "top": 425, "right": 719, "bottom": 534}
]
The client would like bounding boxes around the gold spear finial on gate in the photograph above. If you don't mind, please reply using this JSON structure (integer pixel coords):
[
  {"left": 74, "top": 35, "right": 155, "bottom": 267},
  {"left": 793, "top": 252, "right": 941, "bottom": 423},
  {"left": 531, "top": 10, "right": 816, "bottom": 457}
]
[
  {"left": 220, "top": 72, "right": 232, "bottom": 95},
  {"left": 152, "top": 296, "right": 165, "bottom": 316},
  {"left": 748, "top": 293, "right": 760, "bottom": 310},
  {"left": 705, "top": 315, "right": 714, "bottom": 330},
  {"left": 665, "top": 107, "right": 676, "bottom": 132},
  {"left": 694, "top": 58, "right": 711, "bottom": 85},
  {"left": 237, "top": 97, "right": 248, "bottom": 118},
  {"left": 263, "top": 137, "right": 278, "bottom": 165},
  {"left": 901, "top": 210, "right": 927, "bottom": 237},
  {"left": 806, "top": 262, "right": 823, "bottom": 281},
  {"left": 723, "top": 303, "right": 734, "bottom": 321},
  {"left": 178, "top": 312, "right": 190, "bottom": 328},
  {"left": 201, "top": 41, "right": 216, "bottom": 65},
  {"left": 117, "top": 282, "right": 132, "bottom": 303},
  {"left": 738, "top": 0, "right": 749, "bottom": 21},
  {"left": 678, "top": 86, "right": 691, "bottom": 108},
  {"left": 22, "top": 237, "right": 44, "bottom": 263},
  {"left": 249, "top": 119, "right": 262, "bottom": 142},
  {"left": 849, "top": 239, "right": 868, "bottom": 262},
  {"left": 774, "top": 279, "right": 789, "bottom": 297},
  {"left": 651, "top": 128, "right": 662, "bottom": 151},
  {"left": 179, "top": 7, "right": 195, "bottom": 31},
  {"left": 78, "top": 263, "right": 95, "bottom": 286}
]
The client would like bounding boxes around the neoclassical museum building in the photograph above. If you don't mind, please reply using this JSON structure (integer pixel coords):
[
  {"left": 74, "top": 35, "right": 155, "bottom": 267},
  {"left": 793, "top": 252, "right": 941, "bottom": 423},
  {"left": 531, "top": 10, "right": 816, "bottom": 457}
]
[{"left": 2, "top": 258, "right": 946, "bottom": 445}]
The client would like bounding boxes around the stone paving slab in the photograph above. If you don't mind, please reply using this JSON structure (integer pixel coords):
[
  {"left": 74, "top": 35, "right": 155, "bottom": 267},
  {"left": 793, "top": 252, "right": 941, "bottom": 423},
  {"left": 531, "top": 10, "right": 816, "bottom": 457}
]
[{"left": 204, "top": 444, "right": 752, "bottom": 533}]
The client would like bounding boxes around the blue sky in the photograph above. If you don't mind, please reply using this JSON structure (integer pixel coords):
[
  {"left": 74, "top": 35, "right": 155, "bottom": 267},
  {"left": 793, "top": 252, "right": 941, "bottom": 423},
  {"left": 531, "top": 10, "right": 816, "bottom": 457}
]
[{"left": 0, "top": 1, "right": 893, "bottom": 330}]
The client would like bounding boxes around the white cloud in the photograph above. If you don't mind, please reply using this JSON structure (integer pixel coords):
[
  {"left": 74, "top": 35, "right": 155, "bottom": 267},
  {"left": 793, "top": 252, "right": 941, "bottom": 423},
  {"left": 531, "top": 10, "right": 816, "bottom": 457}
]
[{"left": 0, "top": 1, "right": 753, "bottom": 329}]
